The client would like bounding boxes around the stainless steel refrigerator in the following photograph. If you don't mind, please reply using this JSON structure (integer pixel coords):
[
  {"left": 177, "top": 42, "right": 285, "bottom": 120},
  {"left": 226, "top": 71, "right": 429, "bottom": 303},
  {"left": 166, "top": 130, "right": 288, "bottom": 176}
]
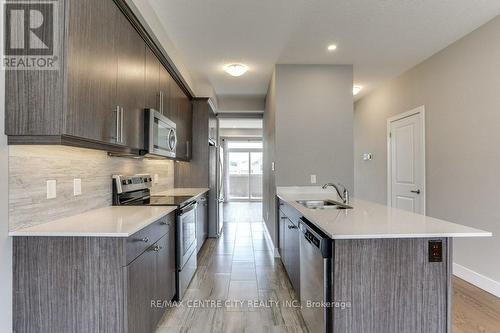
[{"left": 209, "top": 144, "right": 224, "bottom": 237}]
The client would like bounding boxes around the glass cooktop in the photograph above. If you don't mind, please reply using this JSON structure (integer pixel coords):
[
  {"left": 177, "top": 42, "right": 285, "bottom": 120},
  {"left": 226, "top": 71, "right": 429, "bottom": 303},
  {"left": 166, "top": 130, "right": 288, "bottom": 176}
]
[{"left": 146, "top": 195, "right": 193, "bottom": 207}]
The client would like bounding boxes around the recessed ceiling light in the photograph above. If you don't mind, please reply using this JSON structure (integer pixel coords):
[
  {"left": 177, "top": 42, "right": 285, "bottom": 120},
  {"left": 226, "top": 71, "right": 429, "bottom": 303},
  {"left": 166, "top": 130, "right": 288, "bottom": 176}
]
[
  {"left": 353, "top": 85, "right": 363, "bottom": 96},
  {"left": 223, "top": 63, "right": 248, "bottom": 77},
  {"left": 327, "top": 44, "right": 337, "bottom": 51}
]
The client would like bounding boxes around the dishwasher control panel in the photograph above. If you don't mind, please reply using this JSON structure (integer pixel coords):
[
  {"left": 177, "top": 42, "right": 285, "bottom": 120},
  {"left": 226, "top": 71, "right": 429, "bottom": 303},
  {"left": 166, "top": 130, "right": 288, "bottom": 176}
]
[{"left": 305, "top": 230, "right": 320, "bottom": 248}]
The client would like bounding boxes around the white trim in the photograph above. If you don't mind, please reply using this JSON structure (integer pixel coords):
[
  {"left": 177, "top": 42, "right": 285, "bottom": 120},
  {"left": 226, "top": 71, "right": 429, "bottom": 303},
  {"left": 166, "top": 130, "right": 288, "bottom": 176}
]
[
  {"left": 453, "top": 263, "right": 500, "bottom": 298},
  {"left": 386, "top": 106, "right": 426, "bottom": 215},
  {"left": 262, "top": 219, "right": 280, "bottom": 258}
]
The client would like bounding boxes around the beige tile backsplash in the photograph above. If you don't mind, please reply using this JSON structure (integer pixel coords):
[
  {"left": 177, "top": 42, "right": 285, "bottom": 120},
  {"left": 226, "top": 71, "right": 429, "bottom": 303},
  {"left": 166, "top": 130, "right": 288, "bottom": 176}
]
[{"left": 9, "top": 145, "right": 174, "bottom": 231}]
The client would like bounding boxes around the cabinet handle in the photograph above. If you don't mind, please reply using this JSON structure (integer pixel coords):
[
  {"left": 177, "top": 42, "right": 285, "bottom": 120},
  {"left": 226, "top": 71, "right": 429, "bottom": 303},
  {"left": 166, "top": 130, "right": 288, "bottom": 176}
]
[
  {"left": 120, "top": 107, "right": 124, "bottom": 143},
  {"left": 141, "top": 237, "right": 149, "bottom": 243},
  {"left": 114, "top": 105, "right": 120, "bottom": 142},
  {"left": 288, "top": 225, "right": 298, "bottom": 230},
  {"left": 152, "top": 244, "right": 162, "bottom": 252},
  {"left": 159, "top": 91, "right": 163, "bottom": 114},
  {"left": 186, "top": 141, "right": 190, "bottom": 159},
  {"left": 160, "top": 221, "right": 170, "bottom": 226}
]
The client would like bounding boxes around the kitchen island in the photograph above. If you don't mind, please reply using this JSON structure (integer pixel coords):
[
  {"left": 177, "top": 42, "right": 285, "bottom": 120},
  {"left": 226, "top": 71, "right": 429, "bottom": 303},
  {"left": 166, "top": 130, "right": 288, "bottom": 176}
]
[{"left": 276, "top": 189, "right": 491, "bottom": 333}]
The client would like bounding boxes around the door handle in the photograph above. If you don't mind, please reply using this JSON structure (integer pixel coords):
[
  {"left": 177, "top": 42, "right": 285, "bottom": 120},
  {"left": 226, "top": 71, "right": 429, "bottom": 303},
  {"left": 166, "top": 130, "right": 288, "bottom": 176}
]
[{"left": 410, "top": 189, "right": 421, "bottom": 194}]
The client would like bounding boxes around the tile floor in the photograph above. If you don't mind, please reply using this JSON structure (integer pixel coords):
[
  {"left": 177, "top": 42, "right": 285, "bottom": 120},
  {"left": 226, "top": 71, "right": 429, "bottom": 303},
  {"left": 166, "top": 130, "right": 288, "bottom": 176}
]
[
  {"left": 155, "top": 202, "right": 500, "bottom": 333},
  {"left": 156, "top": 202, "right": 308, "bottom": 333}
]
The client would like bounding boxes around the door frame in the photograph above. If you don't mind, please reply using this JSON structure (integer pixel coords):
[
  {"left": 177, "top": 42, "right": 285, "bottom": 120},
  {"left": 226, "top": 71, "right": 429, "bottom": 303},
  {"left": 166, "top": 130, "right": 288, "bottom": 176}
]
[
  {"left": 386, "top": 105, "right": 426, "bottom": 214},
  {"left": 223, "top": 137, "right": 263, "bottom": 202}
]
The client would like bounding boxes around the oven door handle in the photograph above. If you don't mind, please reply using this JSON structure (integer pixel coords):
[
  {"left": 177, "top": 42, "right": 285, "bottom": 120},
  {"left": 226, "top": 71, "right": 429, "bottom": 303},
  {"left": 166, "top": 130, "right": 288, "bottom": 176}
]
[{"left": 179, "top": 201, "right": 197, "bottom": 215}]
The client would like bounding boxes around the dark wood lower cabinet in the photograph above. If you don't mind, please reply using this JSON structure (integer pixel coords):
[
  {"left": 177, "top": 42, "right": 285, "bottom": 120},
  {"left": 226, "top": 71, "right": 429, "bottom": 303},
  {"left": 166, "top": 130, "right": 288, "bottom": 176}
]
[
  {"left": 153, "top": 231, "right": 176, "bottom": 322},
  {"left": 13, "top": 213, "right": 176, "bottom": 333},
  {"left": 278, "top": 203, "right": 301, "bottom": 296},
  {"left": 282, "top": 216, "right": 300, "bottom": 295},
  {"left": 127, "top": 245, "right": 157, "bottom": 333}
]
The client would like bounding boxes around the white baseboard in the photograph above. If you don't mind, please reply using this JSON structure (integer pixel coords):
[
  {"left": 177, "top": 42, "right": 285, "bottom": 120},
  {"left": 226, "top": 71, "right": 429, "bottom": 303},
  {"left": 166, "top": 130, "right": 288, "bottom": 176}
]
[
  {"left": 453, "top": 263, "right": 500, "bottom": 298},
  {"left": 262, "top": 221, "right": 280, "bottom": 258}
]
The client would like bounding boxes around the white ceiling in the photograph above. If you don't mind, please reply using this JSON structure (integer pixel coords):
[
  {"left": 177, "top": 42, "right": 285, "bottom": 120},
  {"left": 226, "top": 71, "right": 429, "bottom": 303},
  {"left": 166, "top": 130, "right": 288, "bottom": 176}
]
[{"left": 147, "top": 0, "right": 500, "bottom": 98}]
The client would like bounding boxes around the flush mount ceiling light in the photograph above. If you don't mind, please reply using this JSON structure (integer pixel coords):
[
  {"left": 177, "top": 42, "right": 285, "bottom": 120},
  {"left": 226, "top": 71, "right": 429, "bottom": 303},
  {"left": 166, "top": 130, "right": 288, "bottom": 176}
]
[
  {"left": 223, "top": 63, "right": 248, "bottom": 77},
  {"left": 353, "top": 85, "right": 363, "bottom": 96},
  {"left": 327, "top": 44, "right": 337, "bottom": 51}
]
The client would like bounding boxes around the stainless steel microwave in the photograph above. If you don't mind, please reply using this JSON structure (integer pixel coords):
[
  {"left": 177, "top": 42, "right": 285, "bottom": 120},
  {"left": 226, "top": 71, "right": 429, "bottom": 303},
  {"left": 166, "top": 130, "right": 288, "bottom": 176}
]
[{"left": 144, "top": 109, "right": 177, "bottom": 158}]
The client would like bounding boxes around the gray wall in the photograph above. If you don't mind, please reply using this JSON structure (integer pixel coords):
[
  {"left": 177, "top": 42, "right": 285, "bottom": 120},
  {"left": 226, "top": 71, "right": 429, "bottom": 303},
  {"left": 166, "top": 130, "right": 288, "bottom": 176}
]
[
  {"left": 0, "top": 57, "right": 13, "bottom": 332},
  {"left": 263, "top": 71, "right": 277, "bottom": 242},
  {"left": 264, "top": 65, "right": 354, "bottom": 245},
  {"left": 275, "top": 65, "right": 353, "bottom": 188},
  {"left": 354, "top": 16, "right": 500, "bottom": 285}
]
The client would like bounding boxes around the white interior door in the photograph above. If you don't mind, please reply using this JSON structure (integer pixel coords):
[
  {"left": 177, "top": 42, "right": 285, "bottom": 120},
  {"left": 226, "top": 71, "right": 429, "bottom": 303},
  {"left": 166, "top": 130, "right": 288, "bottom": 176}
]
[{"left": 388, "top": 109, "right": 425, "bottom": 214}]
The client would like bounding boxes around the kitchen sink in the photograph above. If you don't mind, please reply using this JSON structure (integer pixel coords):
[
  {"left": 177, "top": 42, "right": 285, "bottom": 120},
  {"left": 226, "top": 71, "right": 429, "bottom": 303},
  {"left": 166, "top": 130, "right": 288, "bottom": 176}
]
[{"left": 296, "top": 199, "right": 353, "bottom": 210}]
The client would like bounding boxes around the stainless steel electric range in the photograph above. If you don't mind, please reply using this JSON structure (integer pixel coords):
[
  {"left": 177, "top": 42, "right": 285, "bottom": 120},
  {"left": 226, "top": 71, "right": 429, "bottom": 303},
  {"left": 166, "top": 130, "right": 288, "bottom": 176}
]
[{"left": 112, "top": 174, "right": 197, "bottom": 301}]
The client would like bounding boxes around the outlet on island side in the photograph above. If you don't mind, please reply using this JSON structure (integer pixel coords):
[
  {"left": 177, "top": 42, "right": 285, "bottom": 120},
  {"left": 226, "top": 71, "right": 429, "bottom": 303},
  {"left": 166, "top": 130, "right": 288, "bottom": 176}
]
[
  {"left": 310, "top": 174, "right": 317, "bottom": 184},
  {"left": 73, "top": 179, "right": 82, "bottom": 196},
  {"left": 46, "top": 180, "right": 57, "bottom": 199},
  {"left": 428, "top": 240, "right": 443, "bottom": 262}
]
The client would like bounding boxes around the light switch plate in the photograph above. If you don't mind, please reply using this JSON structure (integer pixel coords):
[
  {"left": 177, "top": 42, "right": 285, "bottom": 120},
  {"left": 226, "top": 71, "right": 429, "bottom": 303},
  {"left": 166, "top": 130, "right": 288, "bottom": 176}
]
[
  {"left": 73, "top": 178, "right": 82, "bottom": 196},
  {"left": 310, "top": 175, "right": 317, "bottom": 184},
  {"left": 271, "top": 162, "right": 275, "bottom": 171},
  {"left": 153, "top": 174, "right": 159, "bottom": 184},
  {"left": 46, "top": 180, "right": 57, "bottom": 199}
]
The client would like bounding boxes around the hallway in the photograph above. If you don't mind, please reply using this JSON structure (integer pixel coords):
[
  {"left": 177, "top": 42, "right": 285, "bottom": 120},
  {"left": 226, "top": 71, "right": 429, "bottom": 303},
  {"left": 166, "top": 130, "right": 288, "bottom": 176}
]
[{"left": 156, "top": 202, "right": 308, "bottom": 333}]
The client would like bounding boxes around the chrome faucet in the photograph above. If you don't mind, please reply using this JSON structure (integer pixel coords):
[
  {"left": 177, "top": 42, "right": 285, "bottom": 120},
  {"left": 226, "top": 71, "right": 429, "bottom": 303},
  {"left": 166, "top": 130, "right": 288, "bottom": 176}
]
[{"left": 322, "top": 183, "right": 350, "bottom": 204}]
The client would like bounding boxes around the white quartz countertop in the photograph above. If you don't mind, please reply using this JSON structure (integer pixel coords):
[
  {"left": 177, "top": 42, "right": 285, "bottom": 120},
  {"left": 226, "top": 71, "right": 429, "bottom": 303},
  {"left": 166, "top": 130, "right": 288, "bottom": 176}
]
[
  {"left": 152, "top": 187, "right": 209, "bottom": 198},
  {"left": 277, "top": 192, "right": 492, "bottom": 240},
  {"left": 9, "top": 206, "right": 177, "bottom": 237}
]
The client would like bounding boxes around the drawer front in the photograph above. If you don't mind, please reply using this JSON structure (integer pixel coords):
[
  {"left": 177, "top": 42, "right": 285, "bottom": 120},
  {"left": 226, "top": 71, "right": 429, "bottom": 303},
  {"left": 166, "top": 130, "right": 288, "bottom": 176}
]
[
  {"left": 279, "top": 200, "right": 302, "bottom": 226},
  {"left": 126, "top": 212, "right": 175, "bottom": 264}
]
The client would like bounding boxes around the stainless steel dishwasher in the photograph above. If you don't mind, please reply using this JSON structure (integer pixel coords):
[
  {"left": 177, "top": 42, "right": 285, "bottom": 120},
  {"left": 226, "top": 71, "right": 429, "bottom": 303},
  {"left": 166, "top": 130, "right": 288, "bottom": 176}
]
[{"left": 299, "top": 218, "right": 332, "bottom": 333}]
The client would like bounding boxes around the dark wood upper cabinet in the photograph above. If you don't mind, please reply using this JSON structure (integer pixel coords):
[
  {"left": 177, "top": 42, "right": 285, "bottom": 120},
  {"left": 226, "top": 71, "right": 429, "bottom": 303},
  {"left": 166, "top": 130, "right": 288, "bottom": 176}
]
[
  {"left": 65, "top": 0, "right": 119, "bottom": 144},
  {"left": 169, "top": 83, "right": 192, "bottom": 161},
  {"left": 116, "top": 12, "right": 146, "bottom": 150},
  {"left": 5, "top": 0, "right": 193, "bottom": 159},
  {"left": 144, "top": 46, "right": 161, "bottom": 111},
  {"left": 159, "top": 66, "right": 172, "bottom": 116}
]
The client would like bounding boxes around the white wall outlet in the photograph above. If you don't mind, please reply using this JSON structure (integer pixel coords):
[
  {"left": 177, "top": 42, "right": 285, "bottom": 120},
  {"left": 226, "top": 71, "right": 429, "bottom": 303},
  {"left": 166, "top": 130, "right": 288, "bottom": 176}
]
[
  {"left": 153, "top": 174, "right": 159, "bottom": 184},
  {"left": 73, "top": 178, "right": 82, "bottom": 196},
  {"left": 46, "top": 180, "right": 57, "bottom": 199},
  {"left": 310, "top": 174, "right": 317, "bottom": 184}
]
